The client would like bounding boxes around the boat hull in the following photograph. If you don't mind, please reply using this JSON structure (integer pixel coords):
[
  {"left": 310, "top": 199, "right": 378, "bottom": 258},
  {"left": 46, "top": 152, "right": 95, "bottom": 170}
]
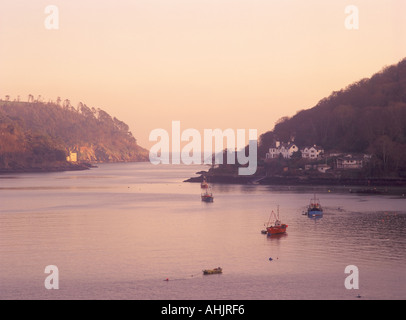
[
  {"left": 307, "top": 209, "right": 323, "bottom": 217},
  {"left": 203, "top": 268, "right": 222, "bottom": 275},
  {"left": 201, "top": 196, "right": 213, "bottom": 202},
  {"left": 307, "top": 195, "right": 323, "bottom": 217},
  {"left": 267, "top": 224, "right": 288, "bottom": 235}
]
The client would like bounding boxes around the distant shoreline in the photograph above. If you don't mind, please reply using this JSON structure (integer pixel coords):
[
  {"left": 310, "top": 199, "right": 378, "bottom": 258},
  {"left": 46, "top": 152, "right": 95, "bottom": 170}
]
[
  {"left": 0, "top": 162, "right": 91, "bottom": 174},
  {"left": 0, "top": 160, "right": 154, "bottom": 175},
  {"left": 184, "top": 173, "right": 406, "bottom": 188}
]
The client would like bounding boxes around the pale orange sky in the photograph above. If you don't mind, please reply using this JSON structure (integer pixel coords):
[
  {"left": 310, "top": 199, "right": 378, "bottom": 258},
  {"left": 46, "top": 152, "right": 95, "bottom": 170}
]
[{"left": 1, "top": 0, "right": 405, "bottom": 149}]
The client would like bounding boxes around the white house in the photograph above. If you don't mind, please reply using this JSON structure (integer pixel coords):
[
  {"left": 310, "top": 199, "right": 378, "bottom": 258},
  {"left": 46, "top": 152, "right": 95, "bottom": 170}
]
[
  {"left": 266, "top": 141, "right": 299, "bottom": 159},
  {"left": 266, "top": 141, "right": 325, "bottom": 160},
  {"left": 301, "top": 145, "right": 324, "bottom": 159},
  {"left": 66, "top": 152, "right": 77, "bottom": 162},
  {"left": 336, "top": 155, "right": 364, "bottom": 169},
  {"left": 266, "top": 141, "right": 281, "bottom": 159}
]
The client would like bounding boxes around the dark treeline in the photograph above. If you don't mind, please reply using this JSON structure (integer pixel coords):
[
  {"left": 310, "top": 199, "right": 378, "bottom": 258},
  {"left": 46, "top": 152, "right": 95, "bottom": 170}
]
[
  {"left": 0, "top": 99, "right": 148, "bottom": 171},
  {"left": 258, "top": 58, "right": 406, "bottom": 177}
]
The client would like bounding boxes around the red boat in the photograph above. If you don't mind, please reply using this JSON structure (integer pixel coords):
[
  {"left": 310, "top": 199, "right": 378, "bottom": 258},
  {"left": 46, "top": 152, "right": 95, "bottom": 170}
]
[
  {"left": 264, "top": 207, "right": 288, "bottom": 235},
  {"left": 201, "top": 186, "right": 214, "bottom": 202},
  {"left": 267, "top": 221, "right": 288, "bottom": 235}
]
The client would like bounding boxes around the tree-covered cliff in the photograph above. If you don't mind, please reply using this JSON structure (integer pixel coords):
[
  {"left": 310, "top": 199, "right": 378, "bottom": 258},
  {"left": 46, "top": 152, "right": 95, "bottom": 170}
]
[
  {"left": 259, "top": 57, "right": 406, "bottom": 176},
  {"left": 0, "top": 99, "right": 148, "bottom": 172}
]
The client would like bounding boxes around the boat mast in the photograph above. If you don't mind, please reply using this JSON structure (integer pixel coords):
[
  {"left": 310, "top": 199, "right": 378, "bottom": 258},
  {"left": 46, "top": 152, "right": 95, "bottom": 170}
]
[{"left": 266, "top": 212, "right": 273, "bottom": 227}]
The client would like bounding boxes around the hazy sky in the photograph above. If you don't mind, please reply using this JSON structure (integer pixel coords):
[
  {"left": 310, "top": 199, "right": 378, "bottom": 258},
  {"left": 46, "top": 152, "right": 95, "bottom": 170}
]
[{"left": 1, "top": 0, "right": 405, "bottom": 149}]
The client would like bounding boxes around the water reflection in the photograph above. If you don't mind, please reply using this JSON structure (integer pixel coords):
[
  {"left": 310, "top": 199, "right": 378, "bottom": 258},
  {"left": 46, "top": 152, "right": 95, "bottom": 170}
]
[
  {"left": 307, "top": 214, "right": 323, "bottom": 220},
  {"left": 266, "top": 233, "right": 288, "bottom": 241}
]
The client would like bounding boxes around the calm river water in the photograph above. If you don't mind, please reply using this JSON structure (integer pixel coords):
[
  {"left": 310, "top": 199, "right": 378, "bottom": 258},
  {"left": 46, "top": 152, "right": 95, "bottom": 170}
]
[{"left": 0, "top": 162, "right": 405, "bottom": 300}]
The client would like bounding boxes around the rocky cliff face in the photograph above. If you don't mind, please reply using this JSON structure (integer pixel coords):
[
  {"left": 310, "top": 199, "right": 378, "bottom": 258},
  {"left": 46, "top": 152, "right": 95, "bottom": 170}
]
[{"left": 74, "top": 144, "right": 148, "bottom": 163}]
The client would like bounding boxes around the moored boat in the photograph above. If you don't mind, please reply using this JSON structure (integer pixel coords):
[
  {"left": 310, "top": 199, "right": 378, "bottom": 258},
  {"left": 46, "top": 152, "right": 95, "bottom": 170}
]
[
  {"left": 307, "top": 194, "right": 323, "bottom": 217},
  {"left": 264, "top": 206, "right": 288, "bottom": 235},
  {"left": 203, "top": 267, "right": 222, "bottom": 275},
  {"left": 201, "top": 186, "right": 214, "bottom": 202}
]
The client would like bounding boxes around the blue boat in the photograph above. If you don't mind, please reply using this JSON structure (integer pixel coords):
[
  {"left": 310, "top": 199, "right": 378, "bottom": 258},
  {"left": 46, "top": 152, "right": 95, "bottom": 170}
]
[{"left": 307, "top": 194, "right": 323, "bottom": 217}]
